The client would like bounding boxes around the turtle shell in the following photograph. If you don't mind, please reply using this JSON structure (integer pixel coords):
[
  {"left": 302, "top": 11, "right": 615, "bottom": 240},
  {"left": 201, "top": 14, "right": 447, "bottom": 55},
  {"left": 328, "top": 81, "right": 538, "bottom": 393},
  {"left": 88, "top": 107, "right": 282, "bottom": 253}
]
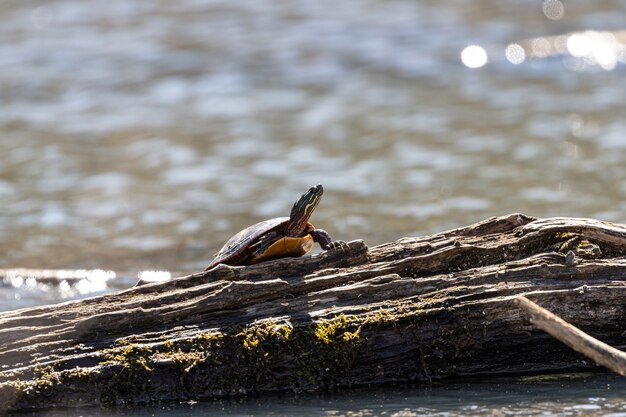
[{"left": 207, "top": 217, "right": 290, "bottom": 269}]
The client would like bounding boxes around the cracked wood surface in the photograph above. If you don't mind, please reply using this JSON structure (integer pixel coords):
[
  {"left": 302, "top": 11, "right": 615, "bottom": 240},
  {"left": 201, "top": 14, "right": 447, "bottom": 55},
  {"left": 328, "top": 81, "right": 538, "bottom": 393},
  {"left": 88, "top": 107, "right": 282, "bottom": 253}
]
[{"left": 1, "top": 213, "right": 626, "bottom": 409}]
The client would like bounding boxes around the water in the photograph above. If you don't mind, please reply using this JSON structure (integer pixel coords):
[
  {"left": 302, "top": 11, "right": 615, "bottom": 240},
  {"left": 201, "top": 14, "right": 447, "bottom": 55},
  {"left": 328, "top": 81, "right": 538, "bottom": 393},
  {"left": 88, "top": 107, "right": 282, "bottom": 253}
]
[
  {"left": 6, "top": 375, "right": 626, "bottom": 416},
  {"left": 2, "top": 0, "right": 626, "bottom": 309}
]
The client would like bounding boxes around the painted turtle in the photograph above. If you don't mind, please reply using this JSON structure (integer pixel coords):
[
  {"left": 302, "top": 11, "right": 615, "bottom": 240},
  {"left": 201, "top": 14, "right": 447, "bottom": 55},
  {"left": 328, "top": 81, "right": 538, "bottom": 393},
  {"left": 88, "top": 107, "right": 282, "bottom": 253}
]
[{"left": 205, "top": 184, "right": 345, "bottom": 270}]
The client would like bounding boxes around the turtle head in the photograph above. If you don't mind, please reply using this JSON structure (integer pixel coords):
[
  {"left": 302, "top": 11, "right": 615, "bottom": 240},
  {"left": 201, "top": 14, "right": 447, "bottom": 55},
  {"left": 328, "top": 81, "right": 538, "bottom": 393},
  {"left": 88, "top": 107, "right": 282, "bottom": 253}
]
[{"left": 286, "top": 184, "right": 323, "bottom": 236}]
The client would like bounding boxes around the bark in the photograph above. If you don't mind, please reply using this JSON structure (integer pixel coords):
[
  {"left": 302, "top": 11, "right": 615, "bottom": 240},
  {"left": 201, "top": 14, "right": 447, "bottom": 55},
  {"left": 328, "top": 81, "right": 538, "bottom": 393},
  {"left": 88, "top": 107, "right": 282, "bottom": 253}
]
[{"left": 1, "top": 213, "right": 626, "bottom": 410}]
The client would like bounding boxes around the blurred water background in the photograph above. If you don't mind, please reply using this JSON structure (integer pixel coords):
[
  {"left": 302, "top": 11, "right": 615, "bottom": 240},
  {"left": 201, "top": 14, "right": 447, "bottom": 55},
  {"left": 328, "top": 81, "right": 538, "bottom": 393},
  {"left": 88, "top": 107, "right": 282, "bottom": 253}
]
[{"left": 1, "top": 0, "right": 626, "bottom": 311}]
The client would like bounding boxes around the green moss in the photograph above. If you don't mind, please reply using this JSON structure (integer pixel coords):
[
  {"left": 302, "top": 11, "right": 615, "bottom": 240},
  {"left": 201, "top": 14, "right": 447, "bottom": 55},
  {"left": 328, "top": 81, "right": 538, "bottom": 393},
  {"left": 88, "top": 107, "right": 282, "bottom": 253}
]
[
  {"left": 1, "top": 304, "right": 434, "bottom": 408},
  {"left": 238, "top": 318, "right": 292, "bottom": 350},
  {"left": 314, "top": 313, "right": 361, "bottom": 344},
  {"left": 100, "top": 341, "right": 154, "bottom": 373},
  {"left": 0, "top": 360, "right": 105, "bottom": 410}
]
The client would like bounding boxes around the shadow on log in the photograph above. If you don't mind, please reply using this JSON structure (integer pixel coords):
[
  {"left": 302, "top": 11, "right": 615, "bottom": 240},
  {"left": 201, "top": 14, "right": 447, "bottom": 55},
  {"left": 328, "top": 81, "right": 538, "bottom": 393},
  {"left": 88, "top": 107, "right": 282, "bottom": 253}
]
[{"left": 1, "top": 213, "right": 626, "bottom": 410}]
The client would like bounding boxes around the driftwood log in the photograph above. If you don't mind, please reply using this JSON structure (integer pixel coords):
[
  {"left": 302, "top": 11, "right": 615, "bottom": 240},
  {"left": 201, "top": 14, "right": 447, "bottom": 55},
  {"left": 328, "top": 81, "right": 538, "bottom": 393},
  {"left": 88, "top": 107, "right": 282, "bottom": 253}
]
[{"left": 1, "top": 213, "right": 626, "bottom": 410}]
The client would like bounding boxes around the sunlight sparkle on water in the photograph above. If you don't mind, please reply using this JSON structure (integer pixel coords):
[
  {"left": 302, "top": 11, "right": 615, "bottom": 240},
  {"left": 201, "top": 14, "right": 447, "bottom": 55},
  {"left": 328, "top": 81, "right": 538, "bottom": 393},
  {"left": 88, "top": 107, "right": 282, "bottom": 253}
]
[
  {"left": 138, "top": 270, "right": 172, "bottom": 283},
  {"left": 542, "top": 0, "right": 565, "bottom": 21},
  {"left": 531, "top": 38, "right": 551, "bottom": 58},
  {"left": 518, "top": 30, "right": 626, "bottom": 71},
  {"left": 461, "top": 45, "right": 487, "bottom": 68},
  {"left": 2, "top": 268, "right": 115, "bottom": 294},
  {"left": 566, "top": 31, "right": 624, "bottom": 71},
  {"left": 505, "top": 44, "right": 526, "bottom": 64},
  {"left": 567, "top": 33, "right": 592, "bottom": 57}
]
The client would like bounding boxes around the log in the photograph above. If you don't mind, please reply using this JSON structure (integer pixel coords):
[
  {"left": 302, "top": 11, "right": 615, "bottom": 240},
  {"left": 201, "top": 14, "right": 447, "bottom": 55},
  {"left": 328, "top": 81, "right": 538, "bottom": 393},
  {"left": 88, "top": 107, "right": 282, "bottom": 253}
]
[
  {"left": 515, "top": 296, "right": 626, "bottom": 375},
  {"left": 1, "top": 213, "right": 626, "bottom": 410}
]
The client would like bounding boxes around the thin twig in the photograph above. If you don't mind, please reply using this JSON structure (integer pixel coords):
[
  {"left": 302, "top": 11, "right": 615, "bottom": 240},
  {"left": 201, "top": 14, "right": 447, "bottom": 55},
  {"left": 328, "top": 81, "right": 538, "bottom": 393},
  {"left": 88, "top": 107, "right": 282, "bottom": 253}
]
[{"left": 516, "top": 295, "right": 626, "bottom": 376}]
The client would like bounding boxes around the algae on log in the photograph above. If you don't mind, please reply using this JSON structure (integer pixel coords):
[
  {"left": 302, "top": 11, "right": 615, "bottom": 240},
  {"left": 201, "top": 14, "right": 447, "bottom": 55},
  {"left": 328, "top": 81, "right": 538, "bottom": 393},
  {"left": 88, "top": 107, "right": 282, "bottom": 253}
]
[{"left": 1, "top": 213, "right": 626, "bottom": 410}]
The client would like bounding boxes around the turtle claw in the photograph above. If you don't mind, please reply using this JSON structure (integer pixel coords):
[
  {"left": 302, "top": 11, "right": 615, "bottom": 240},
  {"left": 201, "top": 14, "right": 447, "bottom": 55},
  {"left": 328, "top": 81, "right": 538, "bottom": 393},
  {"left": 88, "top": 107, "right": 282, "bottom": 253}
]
[{"left": 326, "top": 240, "right": 349, "bottom": 251}]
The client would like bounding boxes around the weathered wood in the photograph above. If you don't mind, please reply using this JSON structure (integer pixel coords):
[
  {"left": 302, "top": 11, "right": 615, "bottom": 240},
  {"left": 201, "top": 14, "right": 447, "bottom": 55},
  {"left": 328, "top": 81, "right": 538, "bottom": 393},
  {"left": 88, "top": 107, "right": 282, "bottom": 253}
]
[
  {"left": 1, "top": 213, "right": 626, "bottom": 410},
  {"left": 516, "top": 296, "right": 626, "bottom": 375}
]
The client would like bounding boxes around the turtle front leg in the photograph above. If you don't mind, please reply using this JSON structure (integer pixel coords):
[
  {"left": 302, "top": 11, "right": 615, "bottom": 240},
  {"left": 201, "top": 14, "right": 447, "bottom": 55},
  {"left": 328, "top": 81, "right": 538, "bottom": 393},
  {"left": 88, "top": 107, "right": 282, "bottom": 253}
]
[{"left": 307, "top": 227, "right": 347, "bottom": 250}]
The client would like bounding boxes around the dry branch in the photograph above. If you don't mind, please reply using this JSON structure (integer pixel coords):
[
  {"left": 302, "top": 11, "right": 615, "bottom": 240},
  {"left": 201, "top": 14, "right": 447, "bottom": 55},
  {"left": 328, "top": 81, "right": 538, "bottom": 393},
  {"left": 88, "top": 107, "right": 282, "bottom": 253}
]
[
  {"left": 1, "top": 213, "right": 626, "bottom": 410},
  {"left": 516, "top": 296, "right": 626, "bottom": 376}
]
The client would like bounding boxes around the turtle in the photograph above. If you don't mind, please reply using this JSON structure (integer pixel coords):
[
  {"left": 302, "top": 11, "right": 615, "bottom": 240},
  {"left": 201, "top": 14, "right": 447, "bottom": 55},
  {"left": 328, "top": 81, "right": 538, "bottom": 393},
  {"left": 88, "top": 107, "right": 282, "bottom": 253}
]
[{"left": 205, "top": 184, "right": 345, "bottom": 270}]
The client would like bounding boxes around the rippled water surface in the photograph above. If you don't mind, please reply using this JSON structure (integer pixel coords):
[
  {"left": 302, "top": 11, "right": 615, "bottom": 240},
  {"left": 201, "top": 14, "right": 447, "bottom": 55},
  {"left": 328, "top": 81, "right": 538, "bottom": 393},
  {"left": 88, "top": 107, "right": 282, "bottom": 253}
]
[{"left": 1, "top": 0, "right": 626, "bottom": 308}]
